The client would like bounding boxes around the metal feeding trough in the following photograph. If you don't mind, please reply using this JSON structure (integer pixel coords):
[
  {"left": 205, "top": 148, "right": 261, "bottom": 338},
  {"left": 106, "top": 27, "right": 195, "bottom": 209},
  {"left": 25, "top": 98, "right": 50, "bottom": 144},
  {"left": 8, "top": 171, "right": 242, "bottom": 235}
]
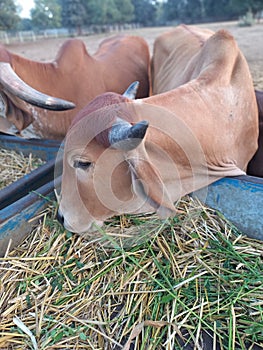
[
  {"left": 0, "top": 134, "right": 61, "bottom": 256},
  {"left": 0, "top": 133, "right": 263, "bottom": 257},
  {"left": 0, "top": 134, "right": 61, "bottom": 161},
  {"left": 192, "top": 175, "right": 263, "bottom": 241}
]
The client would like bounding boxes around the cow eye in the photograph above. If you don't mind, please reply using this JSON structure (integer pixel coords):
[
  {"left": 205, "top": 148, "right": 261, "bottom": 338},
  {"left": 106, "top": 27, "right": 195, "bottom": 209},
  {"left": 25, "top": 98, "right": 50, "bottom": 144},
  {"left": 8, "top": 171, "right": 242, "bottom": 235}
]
[{"left": 73, "top": 160, "right": 91, "bottom": 170}]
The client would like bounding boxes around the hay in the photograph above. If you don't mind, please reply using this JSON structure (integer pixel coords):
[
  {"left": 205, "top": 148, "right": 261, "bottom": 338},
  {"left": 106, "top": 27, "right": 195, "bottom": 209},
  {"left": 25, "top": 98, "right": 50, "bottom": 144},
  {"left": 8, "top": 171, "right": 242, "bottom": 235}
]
[
  {"left": 0, "top": 197, "right": 262, "bottom": 349},
  {"left": 0, "top": 149, "right": 44, "bottom": 189}
]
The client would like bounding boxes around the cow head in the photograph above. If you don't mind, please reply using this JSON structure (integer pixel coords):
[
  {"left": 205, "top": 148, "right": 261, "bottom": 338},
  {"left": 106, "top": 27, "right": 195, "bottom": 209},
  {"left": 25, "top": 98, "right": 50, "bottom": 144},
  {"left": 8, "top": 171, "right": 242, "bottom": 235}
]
[{"left": 57, "top": 84, "right": 177, "bottom": 234}]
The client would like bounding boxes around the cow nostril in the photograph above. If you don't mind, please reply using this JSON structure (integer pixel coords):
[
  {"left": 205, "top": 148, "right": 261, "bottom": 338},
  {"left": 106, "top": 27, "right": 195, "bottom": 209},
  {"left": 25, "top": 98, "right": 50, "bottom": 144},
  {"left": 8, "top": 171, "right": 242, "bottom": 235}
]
[{"left": 56, "top": 210, "right": 64, "bottom": 226}]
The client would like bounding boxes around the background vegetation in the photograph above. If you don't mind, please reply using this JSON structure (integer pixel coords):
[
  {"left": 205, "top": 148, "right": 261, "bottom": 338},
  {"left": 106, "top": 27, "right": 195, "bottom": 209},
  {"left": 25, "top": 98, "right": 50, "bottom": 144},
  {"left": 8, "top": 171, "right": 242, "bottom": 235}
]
[{"left": 0, "top": 0, "right": 262, "bottom": 32}]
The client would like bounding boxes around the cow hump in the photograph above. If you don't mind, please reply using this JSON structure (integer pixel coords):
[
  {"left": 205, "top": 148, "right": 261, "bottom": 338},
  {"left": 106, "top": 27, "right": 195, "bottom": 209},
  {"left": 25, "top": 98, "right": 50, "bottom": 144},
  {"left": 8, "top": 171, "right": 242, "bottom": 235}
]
[{"left": 55, "top": 38, "right": 91, "bottom": 69}]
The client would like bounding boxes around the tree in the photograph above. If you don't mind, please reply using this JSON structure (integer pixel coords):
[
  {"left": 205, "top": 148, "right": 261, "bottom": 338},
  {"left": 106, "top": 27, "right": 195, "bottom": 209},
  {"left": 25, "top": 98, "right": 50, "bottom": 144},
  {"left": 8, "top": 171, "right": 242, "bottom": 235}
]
[
  {"left": 132, "top": 0, "right": 157, "bottom": 26},
  {"left": 231, "top": 0, "right": 263, "bottom": 17},
  {"left": 203, "top": 0, "right": 238, "bottom": 20},
  {"left": 19, "top": 18, "right": 33, "bottom": 31},
  {"left": 101, "top": 0, "right": 120, "bottom": 24},
  {"left": 162, "top": 0, "right": 263, "bottom": 23},
  {"left": 81, "top": 0, "right": 102, "bottom": 25},
  {"left": 60, "top": 0, "right": 86, "bottom": 34},
  {"left": 31, "top": 0, "right": 61, "bottom": 29},
  {"left": 82, "top": 0, "right": 125, "bottom": 26},
  {"left": 180, "top": 0, "right": 204, "bottom": 22},
  {"left": 162, "top": 0, "right": 180, "bottom": 22},
  {"left": 0, "top": 0, "right": 20, "bottom": 30},
  {"left": 114, "top": 0, "right": 134, "bottom": 23}
]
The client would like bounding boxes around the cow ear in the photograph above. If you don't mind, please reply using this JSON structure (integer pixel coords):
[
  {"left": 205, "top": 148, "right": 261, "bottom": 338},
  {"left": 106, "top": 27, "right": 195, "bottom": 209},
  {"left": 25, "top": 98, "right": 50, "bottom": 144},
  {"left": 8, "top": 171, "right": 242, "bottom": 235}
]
[{"left": 128, "top": 157, "right": 176, "bottom": 218}]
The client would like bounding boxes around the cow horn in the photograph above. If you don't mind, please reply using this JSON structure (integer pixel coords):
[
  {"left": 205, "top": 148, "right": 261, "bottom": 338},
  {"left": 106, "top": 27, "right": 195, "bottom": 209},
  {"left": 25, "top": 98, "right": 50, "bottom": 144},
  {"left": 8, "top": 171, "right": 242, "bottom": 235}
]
[
  {"left": 122, "top": 81, "right": 139, "bottom": 99},
  {"left": 0, "top": 62, "right": 75, "bottom": 111},
  {"left": 109, "top": 117, "right": 149, "bottom": 151}
]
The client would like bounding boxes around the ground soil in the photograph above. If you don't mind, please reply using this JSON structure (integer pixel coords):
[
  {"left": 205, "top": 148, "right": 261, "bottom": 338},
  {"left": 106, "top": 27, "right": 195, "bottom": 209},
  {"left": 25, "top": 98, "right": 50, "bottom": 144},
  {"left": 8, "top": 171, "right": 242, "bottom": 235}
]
[{"left": 5, "top": 21, "right": 263, "bottom": 89}]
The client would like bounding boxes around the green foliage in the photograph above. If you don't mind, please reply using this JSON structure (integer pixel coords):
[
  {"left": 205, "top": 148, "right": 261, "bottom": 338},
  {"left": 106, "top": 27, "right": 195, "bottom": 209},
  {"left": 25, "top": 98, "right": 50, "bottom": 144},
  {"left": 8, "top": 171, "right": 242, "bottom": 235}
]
[
  {"left": 81, "top": 0, "right": 101, "bottom": 25},
  {"left": 231, "top": 0, "right": 263, "bottom": 16},
  {"left": 31, "top": 0, "right": 61, "bottom": 29},
  {"left": 202, "top": 0, "right": 231, "bottom": 18},
  {"left": 162, "top": 0, "right": 263, "bottom": 23},
  {"left": 114, "top": 0, "right": 134, "bottom": 23},
  {"left": 1, "top": 0, "right": 262, "bottom": 30},
  {"left": 238, "top": 9, "right": 254, "bottom": 26},
  {"left": 60, "top": 0, "right": 86, "bottom": 33},
  {"left": 82, "top": 0, "right": 134, "bottom": 25},
  {"left": 162, "top": 0, "right": 179, "bottom": 22},
  {"left": 0, "top": 0, "right": 20, "bottom": 30},
  {"left": 19, "top": 18, "right": 34, "bottom": 31},
  {"left": 132, "top": 0, "right": 158, "bottom": 25},
  {"left": 100, "top": 0, "right": 121, "bottom": 25}
]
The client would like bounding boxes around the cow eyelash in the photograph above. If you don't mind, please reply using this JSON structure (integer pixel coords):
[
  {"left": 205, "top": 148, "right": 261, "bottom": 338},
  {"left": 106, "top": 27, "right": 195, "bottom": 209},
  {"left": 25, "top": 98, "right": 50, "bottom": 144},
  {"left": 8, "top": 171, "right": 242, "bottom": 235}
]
[{"left": 73, "top": 160, "right": 91, "bottom": 170}]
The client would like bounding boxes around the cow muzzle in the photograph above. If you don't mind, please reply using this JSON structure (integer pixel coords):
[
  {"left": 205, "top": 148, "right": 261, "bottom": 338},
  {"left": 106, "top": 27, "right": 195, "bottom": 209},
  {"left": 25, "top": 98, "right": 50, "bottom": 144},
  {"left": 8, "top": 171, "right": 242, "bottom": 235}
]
[{"left": 56, "top": 208, "right": 104, "bottom": 234}]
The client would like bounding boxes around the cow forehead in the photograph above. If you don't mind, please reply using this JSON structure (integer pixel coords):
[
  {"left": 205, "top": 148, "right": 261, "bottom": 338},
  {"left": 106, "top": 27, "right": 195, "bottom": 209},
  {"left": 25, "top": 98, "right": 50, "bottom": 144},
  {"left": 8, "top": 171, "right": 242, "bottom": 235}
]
[
  {"left": 70, "top": 92, "right": 130, "bottom": 127},
  {"left": 66, "top": 94, "right": 138, "bottom": 148},
  {"left": 65, "top": 98, "right": 202, "bottom": 160}
]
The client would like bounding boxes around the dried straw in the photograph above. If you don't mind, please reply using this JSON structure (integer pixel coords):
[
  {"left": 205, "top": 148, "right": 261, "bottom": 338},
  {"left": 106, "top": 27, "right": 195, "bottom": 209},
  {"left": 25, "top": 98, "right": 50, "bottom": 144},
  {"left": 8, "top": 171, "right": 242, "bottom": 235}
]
[
  {"left": 0, "top": 149, "right": 44, "bottom": 189},
  {"left": 0, "top": 197, "right": 262, "bottom": 349}
]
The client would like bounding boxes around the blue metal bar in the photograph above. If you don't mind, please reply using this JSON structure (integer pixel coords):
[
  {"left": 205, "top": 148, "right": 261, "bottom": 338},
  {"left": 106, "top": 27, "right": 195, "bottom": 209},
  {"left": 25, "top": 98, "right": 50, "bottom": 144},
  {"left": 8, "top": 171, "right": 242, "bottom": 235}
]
[
  {"left": 0, "top": 133, "right": 61, "bottom": 161},
  {"left": 192, "top": 175, "right": 263, "bottom": 240}
]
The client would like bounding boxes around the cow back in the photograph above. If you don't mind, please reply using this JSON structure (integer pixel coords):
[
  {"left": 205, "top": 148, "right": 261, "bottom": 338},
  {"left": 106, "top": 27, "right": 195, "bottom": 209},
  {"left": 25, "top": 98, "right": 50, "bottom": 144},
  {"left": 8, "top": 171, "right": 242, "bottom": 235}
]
[
  {"left": 152, "top": 25, "right": 213, "bottom": 94},
  {"left": 147, "top": 28, "right": 258, "bottom": 184}
]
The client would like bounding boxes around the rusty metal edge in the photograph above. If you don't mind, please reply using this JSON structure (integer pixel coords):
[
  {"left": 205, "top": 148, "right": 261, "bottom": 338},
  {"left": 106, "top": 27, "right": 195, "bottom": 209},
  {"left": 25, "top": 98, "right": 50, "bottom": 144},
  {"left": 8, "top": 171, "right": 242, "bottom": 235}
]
[
  {"left": 0, "top": 134, "right": 63, "bottom": 209},
  {"left": 0, "top": 158, "right": 58, "bottom": 210},
  {"left": 0, "top": 178, "right": 60, "bottom": 257}
]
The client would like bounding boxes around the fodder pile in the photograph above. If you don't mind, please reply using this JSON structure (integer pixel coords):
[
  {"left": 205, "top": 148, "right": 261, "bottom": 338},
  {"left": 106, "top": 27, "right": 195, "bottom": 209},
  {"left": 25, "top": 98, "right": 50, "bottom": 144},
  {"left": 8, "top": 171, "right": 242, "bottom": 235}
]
[
  {"left": 0, "top": 197, "right": 262, "bottom": 349},
  {"left": 0, "top": 149, "right": 44, "bottom": 189}
]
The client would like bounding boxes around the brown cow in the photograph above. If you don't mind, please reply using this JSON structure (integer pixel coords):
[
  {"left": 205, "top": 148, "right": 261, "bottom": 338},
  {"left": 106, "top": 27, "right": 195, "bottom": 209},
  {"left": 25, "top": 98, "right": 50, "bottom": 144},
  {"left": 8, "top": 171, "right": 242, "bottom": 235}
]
[
  {"left": 151, "top": 24, "right": 263, "bottom": 178},
  {"left": 0, "top": 35, "right": 150, "bottom": 139},
  {"left": 57, "top": 26, "right": 258, "bottom": 234},
  {"left": 151, "top": 24, "right": 214, "bottom": 94}
]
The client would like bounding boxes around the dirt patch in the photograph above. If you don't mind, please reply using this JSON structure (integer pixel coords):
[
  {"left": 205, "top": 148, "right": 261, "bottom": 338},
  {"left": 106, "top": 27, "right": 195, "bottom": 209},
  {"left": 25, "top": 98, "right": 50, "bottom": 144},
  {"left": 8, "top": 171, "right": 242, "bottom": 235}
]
[{"left": 6, "top": 22, "right": 263, "bottom": 89}]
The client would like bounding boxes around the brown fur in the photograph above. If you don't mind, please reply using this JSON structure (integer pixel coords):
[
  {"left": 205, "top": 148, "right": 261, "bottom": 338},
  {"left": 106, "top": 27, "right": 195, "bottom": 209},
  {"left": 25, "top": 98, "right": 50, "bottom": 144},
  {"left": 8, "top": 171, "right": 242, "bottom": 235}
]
[
  {"left": 153, "top": 25, "right": 262, "bottom": 178},
  {"left": 58, "top": 26, "right": 258, "bottom": 234},
  {"left": 151, "top": 24, "right": 214, "bottom": 94},
  {"left": 0, "top": 35, "right": 150, "bottom": 139}
]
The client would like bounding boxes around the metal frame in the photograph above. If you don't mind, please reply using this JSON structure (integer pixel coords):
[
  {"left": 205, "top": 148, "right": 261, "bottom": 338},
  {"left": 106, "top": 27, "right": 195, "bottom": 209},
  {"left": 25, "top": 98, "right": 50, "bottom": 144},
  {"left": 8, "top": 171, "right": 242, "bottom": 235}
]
[
  {"left": 0, "top": 135, "right": 61, "bottom": 256},
  {"left": 193, "top": 175, "right": 263, "bottom": 240}
]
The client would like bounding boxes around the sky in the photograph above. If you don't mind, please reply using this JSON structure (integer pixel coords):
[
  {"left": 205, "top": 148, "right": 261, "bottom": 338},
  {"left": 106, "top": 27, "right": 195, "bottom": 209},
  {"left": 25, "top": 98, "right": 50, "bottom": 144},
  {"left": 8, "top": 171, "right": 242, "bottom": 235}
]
[
  {"left": 16, "top": 0, "right": 166, "bottom": 19},
  {"left": 16, "top": 0, "right": 35, "bottom": 18}
]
